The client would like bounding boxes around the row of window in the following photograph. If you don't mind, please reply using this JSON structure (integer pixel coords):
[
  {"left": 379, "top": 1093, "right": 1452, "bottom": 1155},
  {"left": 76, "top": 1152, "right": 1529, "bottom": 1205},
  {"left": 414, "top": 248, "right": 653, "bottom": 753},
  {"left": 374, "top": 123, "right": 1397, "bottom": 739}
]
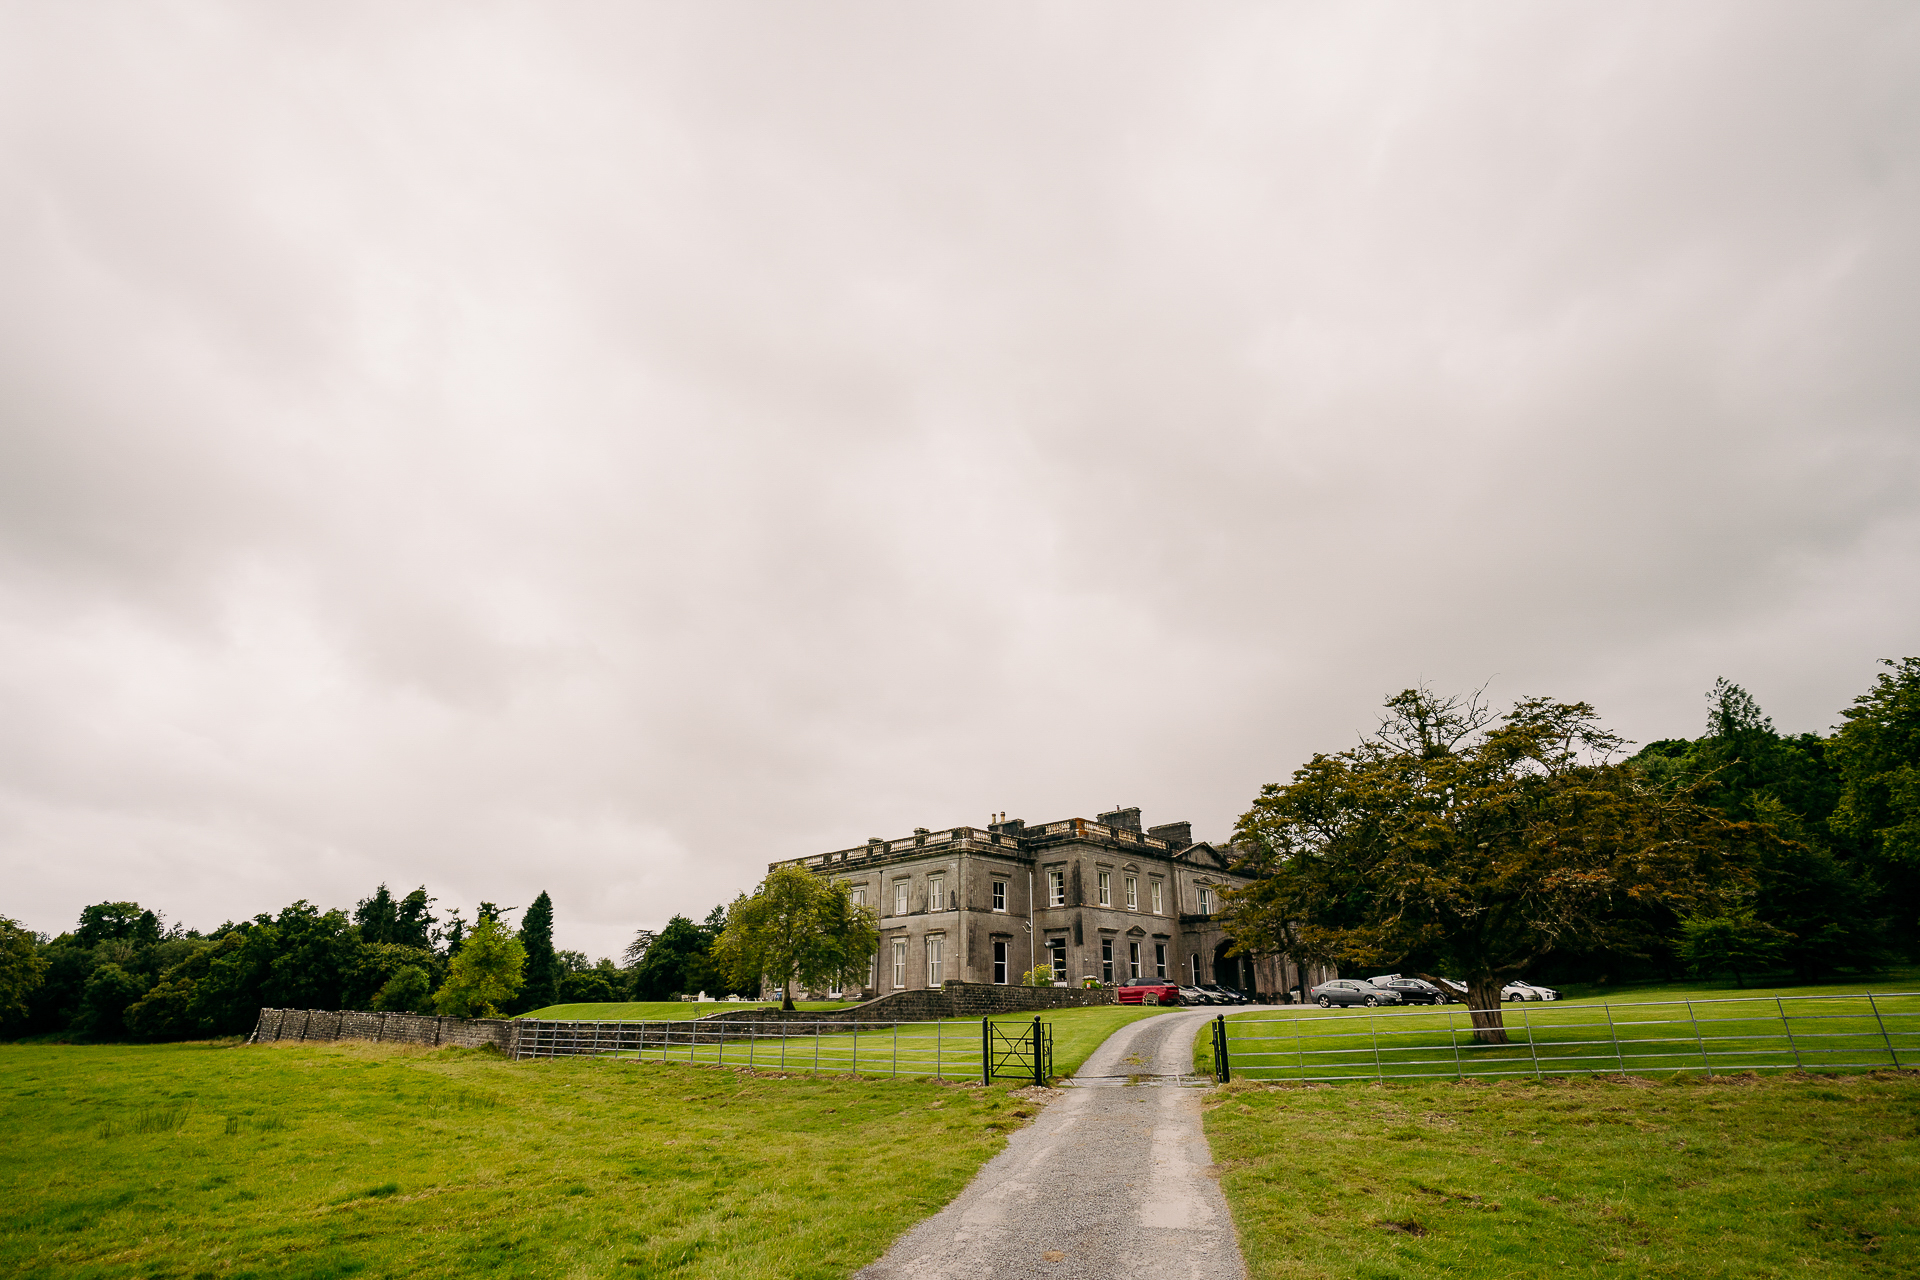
[
  {"left": 845, "top": 935, "right": 1218, "bottom": 993},
  {"left": 853, "top": 875, "right": 1213, "bottom": 918}
]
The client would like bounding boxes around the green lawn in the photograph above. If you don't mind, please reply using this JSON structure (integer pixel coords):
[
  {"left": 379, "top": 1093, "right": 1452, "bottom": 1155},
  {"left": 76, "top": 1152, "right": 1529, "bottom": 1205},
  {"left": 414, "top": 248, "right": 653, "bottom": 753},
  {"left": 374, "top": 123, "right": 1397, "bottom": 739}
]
[
  {"left": 1553, "top": 968, "right": 1920, "bottom": 1004},
  {"left": 549, "top": 1005, "right": 1171, "bottom": 1081},
  {"left": 1204, "top": 1071, "right": 1920, "bottom": 1279},
  {"left": 523, "top": 1000, "right": 856, "bottom": 1020},
  {"left": 1200, "top": 979, "right": 1920, "bottom": 1084},
  {"left": 0, "top": 1039, "right": 1037, "bottom": 1279}
]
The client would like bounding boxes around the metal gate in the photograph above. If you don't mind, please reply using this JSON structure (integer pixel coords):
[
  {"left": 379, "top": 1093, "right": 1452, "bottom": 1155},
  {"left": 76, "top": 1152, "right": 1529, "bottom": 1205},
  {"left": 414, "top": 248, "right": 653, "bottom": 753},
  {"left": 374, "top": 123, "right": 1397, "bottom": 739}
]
[{"left": 983, "top": 1016, "right": 1053, "bottom": 1086}]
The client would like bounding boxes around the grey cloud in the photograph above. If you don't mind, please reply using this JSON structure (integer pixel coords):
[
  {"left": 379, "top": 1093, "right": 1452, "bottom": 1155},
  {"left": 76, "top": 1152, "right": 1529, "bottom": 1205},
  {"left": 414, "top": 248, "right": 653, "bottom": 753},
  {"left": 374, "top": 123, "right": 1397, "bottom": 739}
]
[{"left": 1, "top": 3, "right": 1915, "bottom": 960}]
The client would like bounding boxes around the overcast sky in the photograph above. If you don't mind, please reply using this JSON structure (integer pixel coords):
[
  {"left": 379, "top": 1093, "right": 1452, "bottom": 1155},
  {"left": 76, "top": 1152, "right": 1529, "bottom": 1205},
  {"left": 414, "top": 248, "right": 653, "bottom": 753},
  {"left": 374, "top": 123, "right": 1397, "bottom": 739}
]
[{"left": 3, "top": 3, "right": 1916, "bottom": 959}]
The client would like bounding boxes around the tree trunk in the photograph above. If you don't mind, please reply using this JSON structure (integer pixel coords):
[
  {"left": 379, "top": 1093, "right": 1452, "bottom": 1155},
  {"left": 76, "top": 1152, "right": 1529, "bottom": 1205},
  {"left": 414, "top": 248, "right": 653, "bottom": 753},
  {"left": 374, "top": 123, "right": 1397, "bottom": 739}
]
[
  {"left": 1466, "top": 977, "right": 1508, "bottom": 1045},
  {"left": 781, "top": 978, "right": 795, "bottom": 1013}
]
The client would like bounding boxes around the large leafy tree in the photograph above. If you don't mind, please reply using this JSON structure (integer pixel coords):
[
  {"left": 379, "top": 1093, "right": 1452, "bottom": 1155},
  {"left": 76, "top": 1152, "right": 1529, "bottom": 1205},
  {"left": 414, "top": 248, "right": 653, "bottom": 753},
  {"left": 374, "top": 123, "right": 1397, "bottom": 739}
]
[
  {"left": 393, "top": 888, "right": 437, "bottom": 951},
  {"left": 260, "top": 901, "right": 361, "bottom": 1010},
  {"left": 74, "top": 903, "right": 161, "bottom": 950},
  {"left": 712, "top": 866, "right": 878, "bottom": 1011},
  {"left": 370, "top": 965, "right": 432, "bottom": 1013},
  {"left": 631, "top": 915, "right": 715, "bottom": 1000},
  {"left": 1831, "top": 657, "right": 1920, "bottom": 951},
  {"left": 353, "top": 885, "right": 399, "bottom": 943},
  {"left": 74, "top": 963, "right": 149, "bottom": 1038},
  {"left": 0, "top": 916, "right": 48, "bottom": 1025},
  {"left": 1228, "top": 688, "right": 1764, "bottom": 1042},
  {"left": 433, "top": 916, "right": 525, "bottom": 1017}
]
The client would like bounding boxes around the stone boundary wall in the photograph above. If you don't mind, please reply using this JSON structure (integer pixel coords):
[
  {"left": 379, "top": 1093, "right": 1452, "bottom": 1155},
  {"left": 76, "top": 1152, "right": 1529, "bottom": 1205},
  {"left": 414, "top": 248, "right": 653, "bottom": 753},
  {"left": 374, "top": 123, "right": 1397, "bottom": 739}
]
[
  {"left": 250, "top": 983, "right": 1114, "bottom": 1060},
  {"left": 250, "top": 1007, "right": 516, "bottom": 1051}
]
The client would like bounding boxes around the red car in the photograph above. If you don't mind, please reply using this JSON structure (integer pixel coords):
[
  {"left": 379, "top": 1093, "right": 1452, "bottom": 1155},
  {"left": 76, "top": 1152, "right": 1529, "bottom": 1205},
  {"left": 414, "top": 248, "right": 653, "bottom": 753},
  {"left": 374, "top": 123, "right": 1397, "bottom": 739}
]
[{"left": 1116, "top": 980, "right": 1182, "bottom": 1006}]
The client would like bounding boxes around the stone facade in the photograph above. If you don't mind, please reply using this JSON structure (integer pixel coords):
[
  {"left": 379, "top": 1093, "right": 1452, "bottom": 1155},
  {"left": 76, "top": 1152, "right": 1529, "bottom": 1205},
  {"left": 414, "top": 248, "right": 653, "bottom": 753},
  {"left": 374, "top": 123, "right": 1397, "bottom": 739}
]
[{"left": 772, "top": 806, "right": 1327, "bottom": 1001}]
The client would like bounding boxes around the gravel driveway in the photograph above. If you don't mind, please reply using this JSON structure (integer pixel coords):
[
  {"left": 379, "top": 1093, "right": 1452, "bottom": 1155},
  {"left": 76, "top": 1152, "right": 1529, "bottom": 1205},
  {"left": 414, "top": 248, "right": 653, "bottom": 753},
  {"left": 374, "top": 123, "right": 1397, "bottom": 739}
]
[{"left": 855, "top": 1008, "right": 1244, "bottom": 1280}]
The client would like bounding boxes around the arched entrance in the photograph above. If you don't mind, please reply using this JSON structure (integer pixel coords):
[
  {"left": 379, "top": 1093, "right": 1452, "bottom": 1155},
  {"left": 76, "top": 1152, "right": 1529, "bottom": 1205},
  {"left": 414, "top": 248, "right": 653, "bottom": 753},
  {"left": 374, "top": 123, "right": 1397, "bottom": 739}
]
[
  {"left": 1213, "top": 941, "right": 1255, "bottom": 992},
  {"left": 1213, "top": 940, "right": 1235, "bottom": 986}
]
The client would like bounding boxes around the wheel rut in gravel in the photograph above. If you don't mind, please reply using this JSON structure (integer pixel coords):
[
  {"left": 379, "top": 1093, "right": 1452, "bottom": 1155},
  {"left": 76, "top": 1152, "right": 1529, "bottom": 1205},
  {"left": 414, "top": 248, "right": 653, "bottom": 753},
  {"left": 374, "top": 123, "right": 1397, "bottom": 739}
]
[{"left": 856, "top": 1009, "right": 1244, "bottom": 1280}]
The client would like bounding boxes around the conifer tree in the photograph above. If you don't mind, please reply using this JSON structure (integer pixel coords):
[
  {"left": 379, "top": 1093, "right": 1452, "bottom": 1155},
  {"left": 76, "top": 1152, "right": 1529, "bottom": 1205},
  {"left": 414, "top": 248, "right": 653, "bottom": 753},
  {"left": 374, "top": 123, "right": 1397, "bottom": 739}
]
[{"left": 517, "top": 891, "right": 559, "bottom": 1013}]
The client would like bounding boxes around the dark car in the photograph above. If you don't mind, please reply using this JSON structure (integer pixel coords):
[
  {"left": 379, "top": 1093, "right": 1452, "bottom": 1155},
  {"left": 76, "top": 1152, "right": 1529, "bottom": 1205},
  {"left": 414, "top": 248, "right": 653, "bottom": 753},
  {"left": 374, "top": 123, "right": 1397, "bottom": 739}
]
[
  {"left": 1178, "top": 985, "right": 1219, "bottom": 1005},
  {"left": 1308, "top": 979, "right": 1404, "bottom": 1008},
  {"left": 1201, "top": 984, "right": 1253, "bottom": 1005},
  {"left": 1117, "top": 980, "right": 1182, "bottom": 1005},
  {"left": 1367, "top": 976, "right": 1451, "bottom": 1005}
]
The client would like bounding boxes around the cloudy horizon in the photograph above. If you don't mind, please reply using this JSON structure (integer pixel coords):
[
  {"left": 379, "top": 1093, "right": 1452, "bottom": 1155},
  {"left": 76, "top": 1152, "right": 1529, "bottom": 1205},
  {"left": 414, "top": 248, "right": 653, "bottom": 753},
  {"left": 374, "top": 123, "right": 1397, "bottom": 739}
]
[{"left": 3, "top": 3, "right": 1916, "bottom": 959}]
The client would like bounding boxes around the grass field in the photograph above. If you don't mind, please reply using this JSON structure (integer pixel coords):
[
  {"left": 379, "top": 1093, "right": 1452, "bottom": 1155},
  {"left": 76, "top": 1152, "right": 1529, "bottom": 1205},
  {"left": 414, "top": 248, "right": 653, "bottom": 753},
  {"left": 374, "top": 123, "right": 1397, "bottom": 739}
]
[
  {"left": 0, "top": 1037, "right": 1040, "bottom": 1279},
  {"left": 1199, "top": 978, "right": 1920, "bottom": 1084},
  {"left": 528, "top": 1005, "right": 1171, "bottom": 1080},
  {"left": 1204, "top": 1070, "right": 1920, "bottom": 1279},
  {"left": 523, "top": 1001, "right": 856, "bottom": 1020},
  {"left": 1552, "top": 969, "right": 1920, "bottom": 1004}
]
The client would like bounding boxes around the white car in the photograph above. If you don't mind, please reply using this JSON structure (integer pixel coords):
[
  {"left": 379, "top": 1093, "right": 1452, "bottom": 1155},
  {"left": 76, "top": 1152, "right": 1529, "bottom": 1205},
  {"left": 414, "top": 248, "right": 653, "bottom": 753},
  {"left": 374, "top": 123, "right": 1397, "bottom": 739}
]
[{"left": 1501, "top": 981, "right": 1559, "bottom": 1002}]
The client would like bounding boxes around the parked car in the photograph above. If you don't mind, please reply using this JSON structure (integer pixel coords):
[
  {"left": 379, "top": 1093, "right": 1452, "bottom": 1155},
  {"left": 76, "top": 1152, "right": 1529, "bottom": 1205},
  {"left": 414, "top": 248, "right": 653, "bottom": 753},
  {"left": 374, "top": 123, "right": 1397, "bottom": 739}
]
[
  {"left": 1117, "top": 980, "right": 1182, "bottom": 1005},
  {"left": 1501, "top": 981, "right": 1560, "bottom": 1002},
  {"left": 1201, "top": 984, "right": 1253, "bottom": 1005},
  {"left": 1309, "top": 979, "right": 1404, "bottom": 1008},
  {"left": 1178, "top": 985, "right": 1220, "bottom": 1005},
  {"left": 1368, "top": 976, "right": 1450, "bottom": 1005}
]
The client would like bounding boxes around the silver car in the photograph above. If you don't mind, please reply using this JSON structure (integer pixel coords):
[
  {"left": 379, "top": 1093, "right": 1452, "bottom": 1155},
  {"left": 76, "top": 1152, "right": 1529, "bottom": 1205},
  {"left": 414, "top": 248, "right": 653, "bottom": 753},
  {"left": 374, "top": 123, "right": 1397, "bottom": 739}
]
[{"left": 1309, "top": 978, "right": 1404, "bottom": 1008}]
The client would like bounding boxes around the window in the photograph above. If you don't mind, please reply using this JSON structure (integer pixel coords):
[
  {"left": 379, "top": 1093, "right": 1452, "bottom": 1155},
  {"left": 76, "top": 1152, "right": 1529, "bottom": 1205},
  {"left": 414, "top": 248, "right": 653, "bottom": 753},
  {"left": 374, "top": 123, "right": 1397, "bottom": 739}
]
[
  {"left": 1128, "top": 942, "right": 1141, "bottom": 979},
  {"left": 891, "top": 938, "right": 906, "bottom": 988},
  {"left": 1048, "top": 869, "right": 1065, "bottom": 907},
  {"left": 895, "top": 882, "right": 909, "bottom": 916},
  {"left": 1101, "top": 938, "right": 1114, "bottom": 984},
  {"left": 850, "top": 887, "right": 865, "bottom": 907},
  {"left": 929, "top": 876, "right": 945, "bottom": 912},
  {"left": 1126, "top": 876, "right": 1138, "bottom": 910},
  {"left": 993, "top": 940, "right": 1009, "bottom": 984},
  {"left": 1155, "top": 943, "right": 1167, "bottom": 979},
  {"left": 1098, "top": 870, "right": 1111, "bottom": 906},
  {"left": 1198, "top": 886, "right": 1213, "bottom": 915},
  {"left": 1190, "top": 953, "right": 1201, "bottom": 984},
  {"left": 991, "top": 880, "right": 1006, "bottom": 911},
  {"left": 1048, "top": 938, "right": 1067, "bottom": 983},
  {"left": 927, "top": 936, "right": 944, "bottom": 986},
  {"left": 1150, "top": 880, "right": 1162, "bottom": 914}
]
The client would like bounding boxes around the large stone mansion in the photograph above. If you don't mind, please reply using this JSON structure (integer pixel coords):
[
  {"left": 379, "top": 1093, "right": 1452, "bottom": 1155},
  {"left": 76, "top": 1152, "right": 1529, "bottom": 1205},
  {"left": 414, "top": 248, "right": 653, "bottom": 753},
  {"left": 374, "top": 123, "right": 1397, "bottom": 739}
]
[{"left": 772, "top": 805, "right": 1320, "bottom": 1001}]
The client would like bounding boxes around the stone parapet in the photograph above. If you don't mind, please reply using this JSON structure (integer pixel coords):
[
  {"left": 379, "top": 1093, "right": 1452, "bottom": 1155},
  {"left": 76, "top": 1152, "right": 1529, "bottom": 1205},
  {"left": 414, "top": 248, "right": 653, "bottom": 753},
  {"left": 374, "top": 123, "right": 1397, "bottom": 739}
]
[
  {"left": 249, "top": 1007, "right": 516, "bottom": 1051},
  {"left": 248, "top": 982, "right": 1114, "bottom": 1062}
]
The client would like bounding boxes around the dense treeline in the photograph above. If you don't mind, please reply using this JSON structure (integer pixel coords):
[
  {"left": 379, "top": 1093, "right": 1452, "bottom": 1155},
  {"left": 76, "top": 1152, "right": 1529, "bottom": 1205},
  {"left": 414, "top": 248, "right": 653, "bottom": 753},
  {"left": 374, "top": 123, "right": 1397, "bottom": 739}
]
[
  {"left": 1227, "top": 659, "right": 1920, "bottom": 997},
  {"left": 1619, "top": 662, "right": 1920, "bottom": 982},
  {"left": 0, "top": 888, "right": 755, "bottom": 1042}
]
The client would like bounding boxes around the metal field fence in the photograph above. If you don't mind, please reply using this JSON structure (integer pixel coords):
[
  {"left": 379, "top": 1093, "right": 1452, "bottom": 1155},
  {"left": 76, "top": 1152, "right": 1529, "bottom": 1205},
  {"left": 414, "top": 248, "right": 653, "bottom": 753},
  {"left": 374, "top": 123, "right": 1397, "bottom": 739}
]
[
  {"left": 512, "top": 1015, "right": 1056, "bottom": 1085},
  {"left": 1210, "top": 992, "right": 1920, "bottom": 1085}
]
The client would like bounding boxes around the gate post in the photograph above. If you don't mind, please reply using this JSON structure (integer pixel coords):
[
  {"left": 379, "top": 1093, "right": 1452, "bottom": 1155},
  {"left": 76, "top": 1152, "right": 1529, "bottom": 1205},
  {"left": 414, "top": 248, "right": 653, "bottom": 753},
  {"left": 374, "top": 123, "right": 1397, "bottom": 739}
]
[
  {"left": 1866, "top": 993, "right": 1900, "bottom": 1068},
  {"left": 981, "top": 1017, "right": 990, "bottom": 1085},
  {"left": 1032, "top": 1016, "right": 1044, "bottom": 1087},
  {"left": 1215, "top": 1014, "right": 1232, "bottom": 1084}
]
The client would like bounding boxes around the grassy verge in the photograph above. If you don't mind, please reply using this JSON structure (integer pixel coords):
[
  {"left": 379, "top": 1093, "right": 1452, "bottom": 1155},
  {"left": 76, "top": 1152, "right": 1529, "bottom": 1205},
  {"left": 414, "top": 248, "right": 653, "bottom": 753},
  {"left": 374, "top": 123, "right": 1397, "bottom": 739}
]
[
  {"left": 1201, "top": 988, "right": 1920, "bottom": 1083},
  {"left": 1204, "top": 1070, "right": 1920, "bottom": 1279},
  {"left": 0, "top": 1039, "right": 1038, "bottom": 1279},
  {"left": 523, "top": 1000, "right": 855, "bottom": 1020}
]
